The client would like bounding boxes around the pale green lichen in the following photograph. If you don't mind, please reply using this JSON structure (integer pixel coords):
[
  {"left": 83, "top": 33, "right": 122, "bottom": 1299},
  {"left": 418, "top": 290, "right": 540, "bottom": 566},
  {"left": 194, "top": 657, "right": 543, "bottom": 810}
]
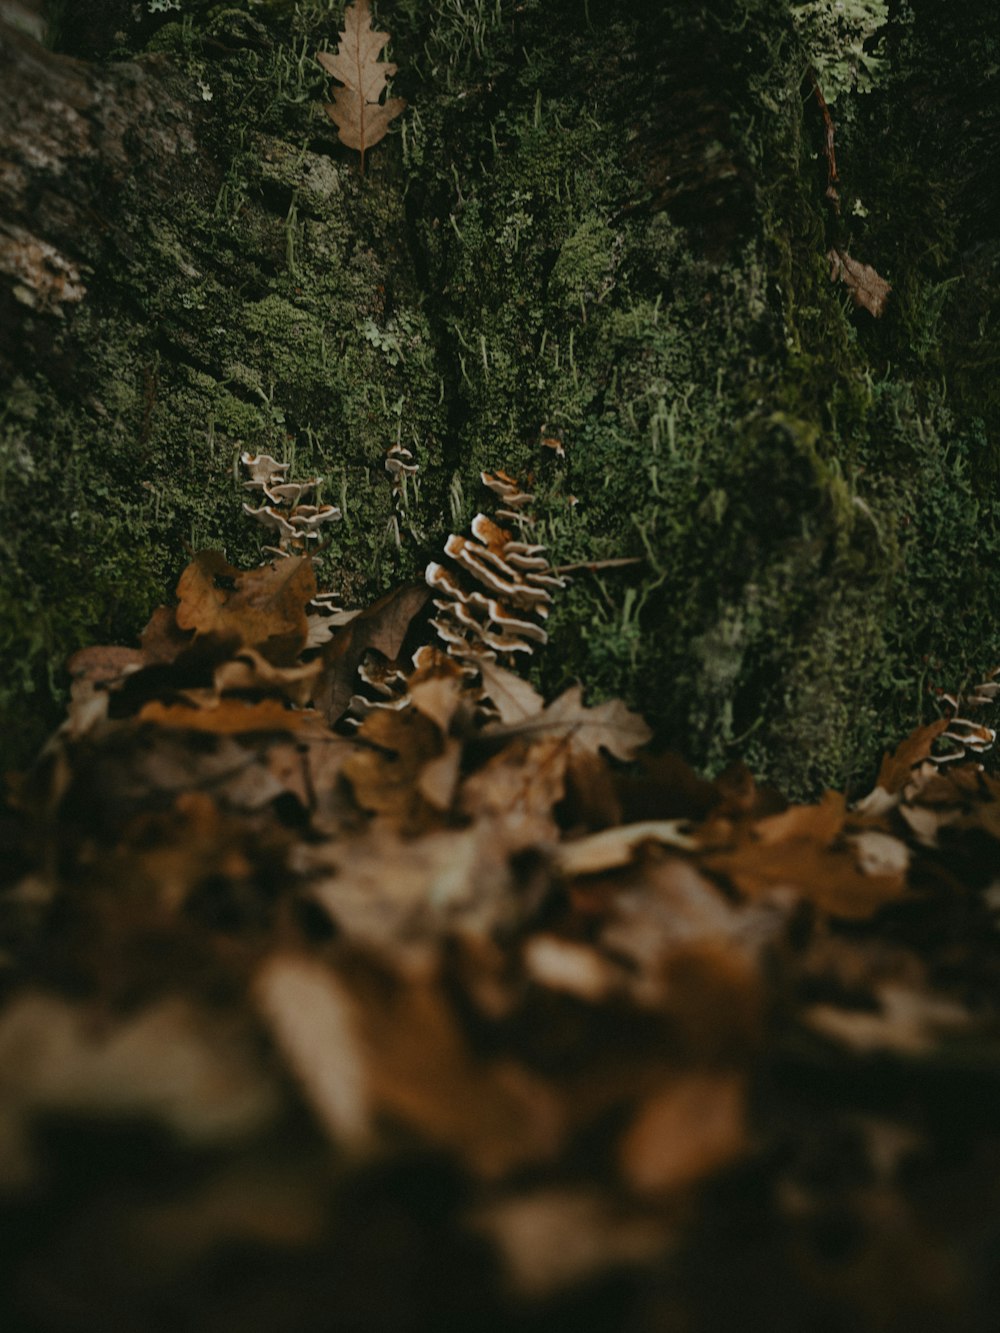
[{"left": 792, "top": 0, "right": 889, "bottom": 100}]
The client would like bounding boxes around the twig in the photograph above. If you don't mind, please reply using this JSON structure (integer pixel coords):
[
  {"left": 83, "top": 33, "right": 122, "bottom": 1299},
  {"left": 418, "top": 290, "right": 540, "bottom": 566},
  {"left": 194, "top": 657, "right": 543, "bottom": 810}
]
[
  {"left": 808, "top": 67, "right": 840, "bottom": 213},
  {"left": 551, "top": 557, "right": 645, "bottom": 575}
]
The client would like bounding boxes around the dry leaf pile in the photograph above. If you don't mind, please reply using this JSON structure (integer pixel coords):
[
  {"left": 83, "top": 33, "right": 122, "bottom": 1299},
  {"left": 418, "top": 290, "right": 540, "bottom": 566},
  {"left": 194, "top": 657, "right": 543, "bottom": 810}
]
[{"left": 3, "top": 520, "right": 1000, "bottom": 1328}]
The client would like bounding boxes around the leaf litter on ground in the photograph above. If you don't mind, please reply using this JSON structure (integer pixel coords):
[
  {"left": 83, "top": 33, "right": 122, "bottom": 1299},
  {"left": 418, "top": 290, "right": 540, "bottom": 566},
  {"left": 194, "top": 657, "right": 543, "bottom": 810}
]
[{"left": 3, "top": 547, "right": 1000, "bottom": 1331}]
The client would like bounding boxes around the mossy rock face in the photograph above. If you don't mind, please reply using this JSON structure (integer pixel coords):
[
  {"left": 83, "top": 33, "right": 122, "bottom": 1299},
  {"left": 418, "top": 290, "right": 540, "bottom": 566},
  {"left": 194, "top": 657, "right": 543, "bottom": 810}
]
[{"left": 2, "top": 0, "right": 998, "bottom": 794}]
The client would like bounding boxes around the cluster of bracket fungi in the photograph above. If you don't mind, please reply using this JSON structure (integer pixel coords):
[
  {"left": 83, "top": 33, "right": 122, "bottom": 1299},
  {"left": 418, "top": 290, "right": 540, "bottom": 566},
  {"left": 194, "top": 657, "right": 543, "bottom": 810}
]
[
  {"left": 349, "top": 469, "right": 566, "bottom": 721},
  {"left": 241, "top": 451, "right": 345, "bottom": 643},
  {"left": 241, "top": 451, "right": 342, "bottom": 557},
  {"left": 426, "top": 470, "right": 565, "bottom": 667},
  {"left": 238, "top": 449, "right": 999, "bottom": 766},
  {"left": 931, "top": 668, "right": 1000, "bottom": 767},
  {"left": 239, "top": 451, "right": 570, "bottom": 722}
]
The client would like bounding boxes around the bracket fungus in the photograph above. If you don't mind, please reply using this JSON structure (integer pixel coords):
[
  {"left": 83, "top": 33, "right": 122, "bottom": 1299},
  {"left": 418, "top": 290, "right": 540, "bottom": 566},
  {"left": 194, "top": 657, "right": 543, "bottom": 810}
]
[
  {"left": 240, "top": 451, "right": 342, "bottom": 558},
  {"left": 241, "top": 451, "right": 345, "bottom": 648},
  {"left": 426, "top": 472, "right": 565, "bottom": 667}
]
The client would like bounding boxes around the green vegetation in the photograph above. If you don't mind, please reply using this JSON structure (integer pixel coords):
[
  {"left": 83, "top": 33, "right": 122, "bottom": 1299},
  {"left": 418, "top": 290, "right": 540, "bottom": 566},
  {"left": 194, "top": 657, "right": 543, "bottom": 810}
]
[{"left": 3, "top": 0, "right": 998, "bottom": 796}]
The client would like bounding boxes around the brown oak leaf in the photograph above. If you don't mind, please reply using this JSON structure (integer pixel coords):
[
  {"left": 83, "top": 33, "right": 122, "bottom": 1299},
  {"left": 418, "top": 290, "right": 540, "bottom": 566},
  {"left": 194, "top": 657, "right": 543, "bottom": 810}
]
[
  {"left": 703, "top": 833, "right": 904, "bottom": 920},
  {"left": 342, "top": 705, "right": 444, "bottom": 831},
  {"left": 619, "top": 1072, "right": 748, "bottom": 1195},
  {"left": 873, "top": 718, "right": 951, "bottom": 794},
  {"left": 175, "top": 551, "right": 316, "bottom": 666},
  {"left": 853, "top": 718, "right": 950, "bottom": 816},
  {"left": 357, "top": 974, "right": 564, "bottom": 1180},
  {"left": 66, "top": 645, "right": 146, "bottom": 689},
  {"left": 317, "top": 0, "right": 406, "bottom": 172},
  {"left": 138, "top": 697, "right": 322, "bottom": 735},
  {"left": 459, "top": 736, "right": 569, "bottom": 849},
  {"left": 483, "top": 684, "right": 651, "bottom": 762},
  {"left": 139, "top": 604, "right": 195, "bottom": 665},
  {"left": 477, "top": 660, "right": 545, "bottom": 724},
  {"left": 315, "top": 582, "right": 429, "bottom": 724}
]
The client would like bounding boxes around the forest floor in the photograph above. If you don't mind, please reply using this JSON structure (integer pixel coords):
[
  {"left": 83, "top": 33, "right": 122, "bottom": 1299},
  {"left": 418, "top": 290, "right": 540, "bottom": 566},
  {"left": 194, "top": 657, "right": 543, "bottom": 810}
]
[
  {"left": 3, "top": 2, "right": 1000, "bottom": 1328},
  {"left": 2, "top": 515, "right": 1000, "bottom": 1332}
]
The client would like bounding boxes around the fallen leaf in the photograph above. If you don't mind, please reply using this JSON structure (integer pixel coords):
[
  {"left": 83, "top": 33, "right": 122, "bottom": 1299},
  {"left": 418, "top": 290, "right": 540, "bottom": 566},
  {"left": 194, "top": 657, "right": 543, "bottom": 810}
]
[
  {"left": 66, "top": 644, "right": 146, "bottom": 688},
  {"left": 522, "top": 934, "right": 618, "bottom": 1002},
  {"left": 303, "top": 825, "right": 518, "bottom": 966},
  {"left": 460, "top": 736, "right": 568, "bottom": 848},
  {"left": 264, "top": 742, "right": 314, "bottom": 811},
  {"left": 704, "top": 837, "right": 904, "bottom": 919},
  {"left": 61, "top": 678, "right": 111, "bottom": 739},
  {"left": 342, "top": 705, "right": 443, "bottom": 829},
  {"left": 408, "top": 673, "right": 464, "bottom": 733},
  {"left": 552, "top": 820, "right": 700, "bottom": 877},
  {"left": 855, "top": 719, "right": 950, "bottom": 814},
  {"left": 139, "top": 697, "right": 321, "bottom": 735},
  {"left": 701, "top": 788, "right": 908, "bottom": 918},
  {"left": 417, "top": 737, "right": 463, "bottom": 811},
  {"left": 483, "top": 684, "right": 651, "bottom": 761},
  {"left": 754, "top": 789, "right": 846, "bottom": 844},
  {"left": 254, "top": 953, "right": 370, "bottom": 1148},
  {"left": 619, "top": 1071, "right": 748, "bottom": 1194},
  {"left": 214, "top": 648, "right": 321, "bottom": 707},
  {"left": 563, "top": 745, "right": 623, "bottom": 829},
  {"left": 0, "top": 993, "right": 278, "bottom": 1190},
  {"left": 176, "top": 550, "right": 316, "bottom": 665},
  {"left": 139, "top": 603, "right": 195, "bottom": 664},
  {"left": 470, "top": 1188, "right": 667, "bottom": 1299},
  {"left": 209, "top": 757, "right": 291, "bottom": 814},
  {"left": 360, "top": 977, "right": 564, "bottom": 1179},
  {"left": 598, "top": 858, "right": 774, "bottom": 965},
  {"left": 828, "top": 247, "right": 892, "bottom": 317},
  {"left": 850, "top": 828, "right": 910, "bottom": 878},
  {"left": 96, "top": 790, "right": 258, "bottom": 913},
  {"left": 597, "top": 860, "right": 773, "bottom": 1030},
  {"left": 301, "top": 735, "right": 357, "bottom": 830},
  {"left": 317, "top": 0, "right": 406, "bottom": 172},
  {"left": 315, "top": 583, "right": 429, "bottom": 725},
  {"left": 477, "top": 659, "right": 545, "bottom": 724},
  {"left": 804, "top": 983, "right": 979, "bottom": 1056}
]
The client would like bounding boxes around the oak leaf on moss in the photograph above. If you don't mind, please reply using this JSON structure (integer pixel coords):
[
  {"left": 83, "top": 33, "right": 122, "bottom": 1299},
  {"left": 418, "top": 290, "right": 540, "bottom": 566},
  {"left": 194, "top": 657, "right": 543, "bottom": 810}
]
[
  {"left": 315, "top": 582, "right": 430, "bottom": 724},
  {"left": 317, "top": 0, "right": 406, "bottom": 172},
  {"left": 828, "top": 248, "right": 891, "bottom": 317}
]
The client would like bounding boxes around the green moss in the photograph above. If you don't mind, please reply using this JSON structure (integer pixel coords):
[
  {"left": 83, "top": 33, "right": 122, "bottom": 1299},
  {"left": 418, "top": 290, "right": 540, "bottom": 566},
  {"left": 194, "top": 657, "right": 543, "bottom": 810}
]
[
  {"left": 1, "top": 1, "right": 450, "bottom": 761},
  {"left": 4, "top": 0, "right": 999, "bottom": 796}
]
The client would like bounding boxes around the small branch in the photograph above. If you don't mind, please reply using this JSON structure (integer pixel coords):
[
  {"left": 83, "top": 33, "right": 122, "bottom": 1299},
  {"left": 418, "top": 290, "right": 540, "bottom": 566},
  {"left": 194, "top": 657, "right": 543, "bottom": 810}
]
[
  {"left": 808, "top": 67, "right": 840, "bottom": 214},
  {"left": 551, "top": 557, "right": 645, "bottom": 575}
]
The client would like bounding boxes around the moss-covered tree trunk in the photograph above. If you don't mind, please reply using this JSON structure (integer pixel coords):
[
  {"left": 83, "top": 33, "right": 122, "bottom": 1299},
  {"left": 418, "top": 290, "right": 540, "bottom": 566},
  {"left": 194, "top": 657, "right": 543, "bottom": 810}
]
[{"left": 2, "top": 0, "right": 998, "bottom": 794}]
